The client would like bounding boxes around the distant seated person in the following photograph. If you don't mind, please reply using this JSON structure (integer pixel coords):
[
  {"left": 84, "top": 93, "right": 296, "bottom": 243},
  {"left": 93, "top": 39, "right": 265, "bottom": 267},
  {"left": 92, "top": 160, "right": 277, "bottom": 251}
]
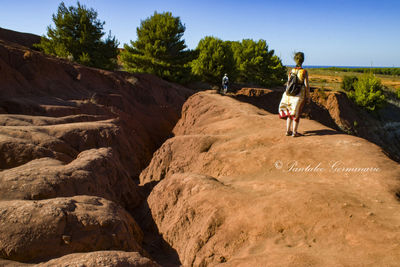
[{"left": 222, "top": 73, "right": 229, "bottom": 94}]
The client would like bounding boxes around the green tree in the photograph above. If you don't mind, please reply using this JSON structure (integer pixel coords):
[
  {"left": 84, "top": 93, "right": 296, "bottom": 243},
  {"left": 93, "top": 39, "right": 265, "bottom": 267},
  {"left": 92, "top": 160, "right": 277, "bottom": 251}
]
[
  {"left": 191, "top": 36, "right": 236, "bottom": 84},
  {"left": 231, "top": 39, "right": 286, "bottom": 87},
  {"left": 120, "top": 11, "right": 194, "bottom": 83},
  {"left": 347, "top": 73, "right": 386, "bottom": 111},
  {"left": 35, "top": 1, "right": 118, "bottom": 70}
]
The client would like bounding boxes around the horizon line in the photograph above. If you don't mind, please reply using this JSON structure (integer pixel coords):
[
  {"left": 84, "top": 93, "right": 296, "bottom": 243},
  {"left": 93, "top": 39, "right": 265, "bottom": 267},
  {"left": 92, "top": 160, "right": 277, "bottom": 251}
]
[{"left": 286, "top": 65, "right": 400, "bottom": 68}]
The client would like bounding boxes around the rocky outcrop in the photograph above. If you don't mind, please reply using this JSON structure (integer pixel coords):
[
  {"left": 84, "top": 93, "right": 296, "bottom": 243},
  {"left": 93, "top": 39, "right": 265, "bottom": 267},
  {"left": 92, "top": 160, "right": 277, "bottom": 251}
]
[
  {"left": 0, "top": 148, "right": 142, "bottom": 209},
  {"left": 36, "top": 251, "right": 160, "bottom": 267},
  {"left": 0, "top": 196, "right": 143, "bottom": 262},
  {"left": 148, "top": 173, "right": 233, "bottom": 266},
  {"left": 0, "top": 37, "right": 192, "bottom": 175},
  {"left": 0, "top": 251, "right": 160, "bottom": 267},
  {"left": 145, "top": 90, "right": 400, "bottom": 266}
]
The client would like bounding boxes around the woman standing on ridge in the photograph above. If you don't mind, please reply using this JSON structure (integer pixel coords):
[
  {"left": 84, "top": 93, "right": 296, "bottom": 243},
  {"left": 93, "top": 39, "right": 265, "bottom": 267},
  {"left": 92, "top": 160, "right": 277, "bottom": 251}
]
[{"left": 278, "top": 52, "right": 310, "bottom": 137}]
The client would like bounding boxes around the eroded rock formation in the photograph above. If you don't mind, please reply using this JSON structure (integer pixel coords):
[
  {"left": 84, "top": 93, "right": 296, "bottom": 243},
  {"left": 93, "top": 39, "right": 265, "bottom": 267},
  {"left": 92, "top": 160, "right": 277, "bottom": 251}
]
[
  {"left": 0, "top": 29, "right": 192, "bottom": 265},
  {"left": 144, "top": 91, "right": 400, "bottom": 266}
]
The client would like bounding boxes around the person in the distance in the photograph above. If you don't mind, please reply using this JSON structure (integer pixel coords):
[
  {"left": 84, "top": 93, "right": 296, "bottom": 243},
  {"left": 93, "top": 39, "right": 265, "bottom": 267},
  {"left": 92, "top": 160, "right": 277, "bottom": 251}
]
[{"left": 222, "top": 73, "right": 229, "bottom": 94}]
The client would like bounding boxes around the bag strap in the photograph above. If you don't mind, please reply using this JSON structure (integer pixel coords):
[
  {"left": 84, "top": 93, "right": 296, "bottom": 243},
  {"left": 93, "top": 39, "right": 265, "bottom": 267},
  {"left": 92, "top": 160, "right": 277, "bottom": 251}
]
[{"left": 293, "top": 67, "right": 306, "bottom": 78}]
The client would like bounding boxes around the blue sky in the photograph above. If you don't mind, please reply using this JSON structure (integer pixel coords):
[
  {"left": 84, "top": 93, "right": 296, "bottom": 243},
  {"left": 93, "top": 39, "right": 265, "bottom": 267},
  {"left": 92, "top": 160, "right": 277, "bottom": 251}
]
[{"left": 1, "top": 0, "right": 399, "bottom": 66}]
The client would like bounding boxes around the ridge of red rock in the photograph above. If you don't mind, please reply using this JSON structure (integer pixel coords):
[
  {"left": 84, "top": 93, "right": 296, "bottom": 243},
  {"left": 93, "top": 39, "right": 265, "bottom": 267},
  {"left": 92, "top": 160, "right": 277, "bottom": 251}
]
[
  {"left": 144, "top": 90, "right": 400, "bottom": 266},
  {"left": 0, "top": 27, "right": 41, "bottom": 49}
]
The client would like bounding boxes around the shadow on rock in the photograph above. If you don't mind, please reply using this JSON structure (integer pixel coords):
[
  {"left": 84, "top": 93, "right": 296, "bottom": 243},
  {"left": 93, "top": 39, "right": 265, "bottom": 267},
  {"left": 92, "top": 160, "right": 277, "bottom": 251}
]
[
  {"left": 303, "top": 129, "right": 342, "bottom": 136},
  {"left": 133, "top": 182, "right": 182, "bottom": 267},
  {"left": 230, "top": 87, "right": 340, "bottom": 131}
]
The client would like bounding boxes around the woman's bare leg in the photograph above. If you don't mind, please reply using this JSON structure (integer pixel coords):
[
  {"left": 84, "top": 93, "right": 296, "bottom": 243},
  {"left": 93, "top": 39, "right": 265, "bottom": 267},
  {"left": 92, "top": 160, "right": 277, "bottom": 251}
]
[
  {"left": 293, "top": 119, "right": 299, "bottom": 133},
  {"left": 292, "top": 118, "right": 300, "bottom": 137},
  {"left": 292, "top": 100, "right": 305, "bottom": 136},
  {"left": 286, "top": 118, "right": 293, "bottom": 134}
]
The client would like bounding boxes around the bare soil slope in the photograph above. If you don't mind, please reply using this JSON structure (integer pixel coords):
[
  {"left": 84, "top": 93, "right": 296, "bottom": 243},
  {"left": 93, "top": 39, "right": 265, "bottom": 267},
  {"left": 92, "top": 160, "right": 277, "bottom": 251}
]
[{"left": 0, "top": 27, "right": 41, "bottom": 49}]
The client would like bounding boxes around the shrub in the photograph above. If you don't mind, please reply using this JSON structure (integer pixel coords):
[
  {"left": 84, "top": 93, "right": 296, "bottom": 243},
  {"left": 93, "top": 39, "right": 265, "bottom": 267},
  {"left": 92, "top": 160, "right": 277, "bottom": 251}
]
[
  {"left": 35, "top": 2, "right": 119, "bottom": 70},
  {"left": 347, "top": 73, "right": 385, "bottom": 111},
  {"left": 341, "top": 75, "right": 358, "bottom": 92},
  {"left": 120, "top": 11, "right": 195, "bottom": 83},
  {"left": 396, "top": 88, "right": 400, "bottom": 99}
]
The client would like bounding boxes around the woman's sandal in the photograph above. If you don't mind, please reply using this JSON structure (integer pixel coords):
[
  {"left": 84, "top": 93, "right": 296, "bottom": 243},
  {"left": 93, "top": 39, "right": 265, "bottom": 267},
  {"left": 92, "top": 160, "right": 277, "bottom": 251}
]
[
  {"left": 292, "top": 132, "right": 301, "bottom": 137},
  {"left": 286, "top": 131, "right": 292, "bottom": 136}
]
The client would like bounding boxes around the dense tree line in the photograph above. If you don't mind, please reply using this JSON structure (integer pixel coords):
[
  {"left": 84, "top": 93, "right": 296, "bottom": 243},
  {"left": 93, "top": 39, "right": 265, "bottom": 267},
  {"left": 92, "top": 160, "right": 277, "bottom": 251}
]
[
  {"left": 190, "top": 37, "right": 286, "bottom": 86},
  {"left": 37, "top": 2, "right": 286, "bottom": 87}
]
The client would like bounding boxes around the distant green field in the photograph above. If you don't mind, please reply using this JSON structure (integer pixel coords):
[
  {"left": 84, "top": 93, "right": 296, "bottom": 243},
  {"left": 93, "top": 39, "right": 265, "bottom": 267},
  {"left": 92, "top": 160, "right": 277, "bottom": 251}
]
[
  {"left": 306, "top": 68, "right": 400, "bottom": 92},
  {"left": 319, "top": 67, "right": 400, "bottom": 76}
]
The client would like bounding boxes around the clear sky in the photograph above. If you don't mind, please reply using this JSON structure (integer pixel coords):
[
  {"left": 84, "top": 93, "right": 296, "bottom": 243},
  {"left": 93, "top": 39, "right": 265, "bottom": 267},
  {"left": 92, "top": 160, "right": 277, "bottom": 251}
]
[{"left": 1, "top": 0, "right": 399, "bottom": 66}]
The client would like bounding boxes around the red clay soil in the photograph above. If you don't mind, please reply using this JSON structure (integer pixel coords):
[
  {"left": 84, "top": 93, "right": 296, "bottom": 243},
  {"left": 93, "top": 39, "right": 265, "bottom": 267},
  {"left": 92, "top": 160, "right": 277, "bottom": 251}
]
[
  {"left": 1, "top": 28, "right": 400, "bottom": 266},
  {"left": 143, "top": 90, "right": 400, "bottom": 266},
  {"left": 0, "top": 30, "right": 192, "bottom": 265},
  {"left": 0, "top": 27, "right": 41, "bottom": 49}
]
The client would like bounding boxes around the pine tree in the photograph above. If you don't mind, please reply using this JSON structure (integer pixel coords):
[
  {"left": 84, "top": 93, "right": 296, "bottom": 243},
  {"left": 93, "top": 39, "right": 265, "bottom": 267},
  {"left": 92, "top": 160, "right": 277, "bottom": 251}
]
[
  {"left": 231, "top": 39, "right": 286, "bottom": 87},
  {"left": 35, "top": 1, "right": 119, "bottom": 70},
  {"left": 348, "top": 73, "right": 386, "bottom": 111},
  {"left": 191, "top": 36, "right": 236, "bottom": 84},
  {"left": 120, "top": 11, "right": 194, "bottom": 83}
]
